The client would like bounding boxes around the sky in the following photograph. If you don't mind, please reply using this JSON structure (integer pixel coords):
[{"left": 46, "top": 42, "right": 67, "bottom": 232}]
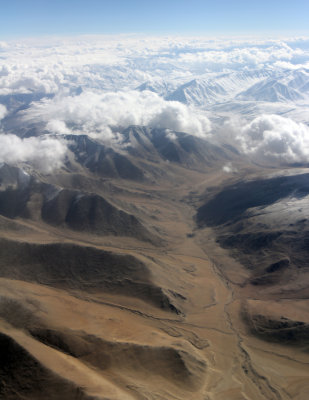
[{"left": 0, "top": 0, "right": 309, "bottom": 38}]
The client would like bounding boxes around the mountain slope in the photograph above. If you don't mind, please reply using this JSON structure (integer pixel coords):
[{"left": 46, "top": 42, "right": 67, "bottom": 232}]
[
  {"left": 0, "top": 163, "right": 157, "bottom": 243},
  {"left": 1, "top": 128, "right": 309, "bottom": 399},
  {"left": 237, "top": 79, "right": 304, "bottom": 102},
  {"left": 166, "top": 69, "right": 274, "bottom": 106},
  {"left": 197, "top": 170, "right": 309, "bottom": 354}
]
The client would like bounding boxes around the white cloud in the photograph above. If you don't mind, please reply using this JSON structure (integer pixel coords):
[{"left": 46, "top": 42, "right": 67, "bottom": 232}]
[
  {"left": 237, "top": 114, "right": 309, "bottom": 163},
  {"left": 0, "top": 105, "right": 7, "bottom": 120},
  {"left": 273, "top": 60, "right": 309, "bottom": 70},
  {"left": 0, "top": 41, "right": 8, "bottom": 50},
  {"left": 222, "top": 162, "right": 237, "bottom": 173},
  {"left": 23, "top": 90, "right": 212, "bottom": 138},
  {"left": 1, "top": 36, "right": 308, "bottom": 97},
  {"left": 165, "top": 129, "right": 177, "bottom": 140},
  {"left": 175, "top": 42, "right": 306, "bottom": 71},
  {"left": 0, "top": 35, "right": 309, "bottom": 167},
  {"left": 45, "top": 119, "right": 71, "bottom": 135},
  {"left": 0, "top": 134, "right": 67, "bottom": 173}
]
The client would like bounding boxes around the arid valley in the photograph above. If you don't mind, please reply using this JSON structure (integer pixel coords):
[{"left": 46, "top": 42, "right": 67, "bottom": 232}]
[{"left": 1, "top": 127, "right": 309, "bottom": 399}]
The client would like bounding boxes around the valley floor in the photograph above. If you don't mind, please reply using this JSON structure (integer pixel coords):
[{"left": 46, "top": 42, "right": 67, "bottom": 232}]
[{"left": 0, "top": 166, "right": 309, "bottom": 400}]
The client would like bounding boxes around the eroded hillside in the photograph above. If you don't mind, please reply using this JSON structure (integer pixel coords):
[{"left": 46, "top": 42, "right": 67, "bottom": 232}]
[{"left": 0, "top": 128, "right": 309, "bottom": 400}]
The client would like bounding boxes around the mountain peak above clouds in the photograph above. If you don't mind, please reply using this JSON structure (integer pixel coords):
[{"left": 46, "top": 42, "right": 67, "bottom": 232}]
[{"left": 236, "top": 78, "right": 305, "bottom": 102}]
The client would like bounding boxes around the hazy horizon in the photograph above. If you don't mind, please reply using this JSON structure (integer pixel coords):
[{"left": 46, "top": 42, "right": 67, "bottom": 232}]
[{"left": 1, "top": 0, "right": 309, "bottom": 38}]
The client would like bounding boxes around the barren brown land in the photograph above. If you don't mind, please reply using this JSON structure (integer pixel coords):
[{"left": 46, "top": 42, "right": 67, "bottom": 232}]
[{"left": 0, "top": 128, "right": 309, "bottom": 399}]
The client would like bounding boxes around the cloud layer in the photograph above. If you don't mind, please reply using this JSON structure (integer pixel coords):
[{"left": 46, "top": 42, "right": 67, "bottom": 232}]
[
  {"left": 0, "top": 135, "right": 67, "bottom": 173},
  {"left": 24, "top": 90, "right": 212, "bottom": 138},
  {"left": 0, "top": 105, "right": 7, "bottom": 120},
  {"left": 1, "top": 36, "right": 309, "bottom": 97},
  {"left": 0, "top": 35, "right": 309, "bottom": 170},
  {"left": 238, "top": 114, "right": 309, "bottom": 163}
]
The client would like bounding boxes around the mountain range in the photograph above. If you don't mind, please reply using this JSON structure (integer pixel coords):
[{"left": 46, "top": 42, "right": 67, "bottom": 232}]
[
  {"left": 0, "top": 124, "right": 309, "bottom": 399},
  {"left": 142, "top": 69, "right": 309, "bottom": 103}
]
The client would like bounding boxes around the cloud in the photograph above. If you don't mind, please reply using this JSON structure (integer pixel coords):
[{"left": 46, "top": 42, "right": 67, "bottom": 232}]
[
  {"left": 237, "top": 114, "right": 309, "bottom": 163},
  {"left": 0, "top": 134, "right": 67, "bottom": 173},
  {"left": 23, "top": 90, "right": 212, "bottom": 138},
  {"left": 0, "top": 41, "right": 8, "bottom": 50},
  {"left": 45, "top": 119, "right": 71, "bottom": 135},
  {"left": 175, "top": 41, "right": 306, "bottom": 71},
  {"left": 1, "top": 36, "right": 308, "bottom": 98},
  {"left": 273, "top": 60, "right": 309, "bottom": 70},
  {"left": 0, "top": 35, "right": 309, "bottom": 168},
  {"left": 165, "top": 129, "right": 177, "bottom": 140},
  {"left": 0, "top": 105, "right": 7, "bottom": 120},
  {"left": 222, "top": 162, "right": 237, "bottom": 173}
]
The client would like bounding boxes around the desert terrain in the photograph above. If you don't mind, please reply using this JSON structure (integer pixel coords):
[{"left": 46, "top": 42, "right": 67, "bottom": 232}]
[{"left": 0, "top": 127, "right": 309, "bottom": 400}]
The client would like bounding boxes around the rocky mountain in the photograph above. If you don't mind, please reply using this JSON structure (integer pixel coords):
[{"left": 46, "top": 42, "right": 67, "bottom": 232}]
[
  {"left": 197, "top": 170, "right": 309, "bottom": 350},
  {"left": 0, "top": 163, "right": 157, "bottom": 243},
  {"left": 1, "top": 126, "right": 309, "bottom": 400},
  {"left": 136, "top": 79, "right": 176, "bottom": 97},
  {"left": 66, "top": 134, "right": 146, "bottom": 180},
  {"left": 236, "top": 79, "right": 305, "bottom": 102},
  {"left": 165, "top": 69, "right": 274, "bottom": 106},
  {"left": 151, "top": 68, "right": 309, "bottom": 108},
  {"left": 119, "top": 126, "right": 239, "bottom": 167}
]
